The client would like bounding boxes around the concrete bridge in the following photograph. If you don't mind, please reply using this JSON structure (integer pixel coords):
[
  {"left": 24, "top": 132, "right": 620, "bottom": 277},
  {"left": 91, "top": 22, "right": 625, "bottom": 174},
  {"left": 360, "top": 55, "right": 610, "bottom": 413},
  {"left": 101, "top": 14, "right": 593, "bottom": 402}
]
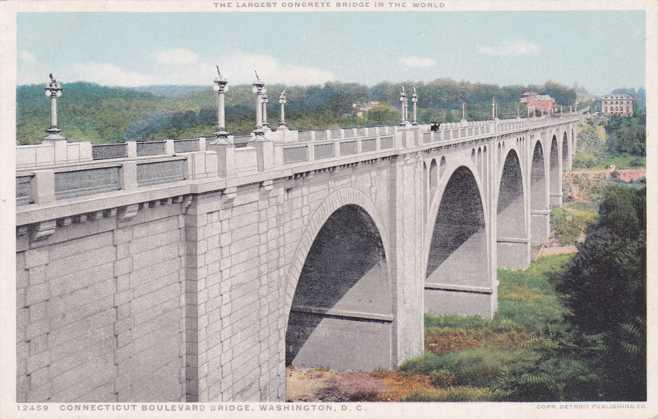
[{"left": 15, "top": 86, "right": 582, "bottom": 402}]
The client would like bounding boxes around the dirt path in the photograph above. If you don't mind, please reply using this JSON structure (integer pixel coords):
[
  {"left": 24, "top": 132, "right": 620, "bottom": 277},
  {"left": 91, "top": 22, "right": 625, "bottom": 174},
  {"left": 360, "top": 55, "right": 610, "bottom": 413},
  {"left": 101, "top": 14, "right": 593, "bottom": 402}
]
[
  {"left": 537, "top": 246, "right": 578, "bottom": 257},
  {"left": 286, "top": 368, "right": 435, "bottom": 402}
]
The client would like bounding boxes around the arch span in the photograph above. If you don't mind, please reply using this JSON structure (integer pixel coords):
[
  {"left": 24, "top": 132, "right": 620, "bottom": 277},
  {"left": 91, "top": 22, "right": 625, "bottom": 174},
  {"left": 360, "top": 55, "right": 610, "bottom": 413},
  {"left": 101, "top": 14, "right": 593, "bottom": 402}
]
[
  {"left": 531, "top": 140, "right": 550, "bottom": 245},
  {"left": 496, "top": 149, "right": 530, "bottom": 268},
  {"left": 429, "top": 159, "right": 438, "bottom": 200},
  {"left": 424, "top": 166, "right": 492, "bottom": 317},
  {"left": 284, "top": 190, "right": 393, "bottom": 371},
  {"left": 562, "top": 131, "right": 570, "bottom": 172},
  {"left": 549, "top": 135, "right": 562, "bottom": 207}
]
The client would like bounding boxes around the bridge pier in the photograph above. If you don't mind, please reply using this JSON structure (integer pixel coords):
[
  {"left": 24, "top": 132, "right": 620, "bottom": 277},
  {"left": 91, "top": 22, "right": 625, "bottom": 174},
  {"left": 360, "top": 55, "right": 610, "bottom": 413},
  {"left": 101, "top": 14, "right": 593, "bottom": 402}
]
[
  {"left": 391, "top": 152, "right": 426, "bottom": 364},
  {"left": 497, "top": 237, "right": 531, "bottom": 269}
]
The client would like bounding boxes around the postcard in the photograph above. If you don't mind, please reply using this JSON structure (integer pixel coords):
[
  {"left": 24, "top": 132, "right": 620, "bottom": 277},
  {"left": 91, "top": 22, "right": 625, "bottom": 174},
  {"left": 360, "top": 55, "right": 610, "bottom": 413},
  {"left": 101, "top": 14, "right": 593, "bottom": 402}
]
[{"left": 0, "top": 1, "right": 655, "bottom": 418}]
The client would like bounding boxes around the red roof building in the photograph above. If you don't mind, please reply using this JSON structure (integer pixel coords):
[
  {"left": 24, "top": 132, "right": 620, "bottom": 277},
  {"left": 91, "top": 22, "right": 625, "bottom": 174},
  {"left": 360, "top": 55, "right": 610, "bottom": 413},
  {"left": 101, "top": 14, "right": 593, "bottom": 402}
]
[{"left": 520, "top": 91, "right": 556, "bottom": 114}]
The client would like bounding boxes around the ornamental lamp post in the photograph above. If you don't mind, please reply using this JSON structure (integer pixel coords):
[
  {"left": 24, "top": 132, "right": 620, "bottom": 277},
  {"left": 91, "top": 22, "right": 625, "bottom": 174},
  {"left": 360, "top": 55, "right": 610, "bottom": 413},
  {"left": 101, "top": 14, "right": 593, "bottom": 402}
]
[
  {"left": 461, "top": 102, "right": 467, "bottom": 122},
  {"left": 279, "top": 90, "right": 287, "bottom": 128},
  {"left": 399, "top": 86, "right": 407, "bottom": 126},
  {"left": 252, "top": 70, "right": 265, "bottom": 136},
  {"left": 491, "top": 97, "right": 497, "bottom": 120},
  {"left": 262, "top": 90, "right": 269, "bottom": 129},
  {"left": 212, "top": 66, "right": 229, "bottom": 138},
  {"left": 44, "top": 73, "right": 64, "bottom": 141},
  {"left": 411, "top": 87, "right": 418, "bottom": 125}
]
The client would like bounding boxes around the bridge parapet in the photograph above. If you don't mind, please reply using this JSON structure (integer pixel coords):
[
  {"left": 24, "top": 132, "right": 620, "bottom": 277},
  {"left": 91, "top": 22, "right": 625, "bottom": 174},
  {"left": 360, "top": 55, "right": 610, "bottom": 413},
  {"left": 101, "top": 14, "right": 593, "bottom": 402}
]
[
  {"left": 15, "top": 113, "right": 582, "bottom": 218},
  {"left": 16, "top": 151, "right": 218, "bottom": 207}
]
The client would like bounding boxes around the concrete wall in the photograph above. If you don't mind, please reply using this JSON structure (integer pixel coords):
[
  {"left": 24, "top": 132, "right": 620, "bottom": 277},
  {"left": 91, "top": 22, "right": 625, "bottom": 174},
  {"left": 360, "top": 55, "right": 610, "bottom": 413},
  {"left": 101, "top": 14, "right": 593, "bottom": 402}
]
[{"left": 16, "top": 203, "right": 187, "bottom": 402}]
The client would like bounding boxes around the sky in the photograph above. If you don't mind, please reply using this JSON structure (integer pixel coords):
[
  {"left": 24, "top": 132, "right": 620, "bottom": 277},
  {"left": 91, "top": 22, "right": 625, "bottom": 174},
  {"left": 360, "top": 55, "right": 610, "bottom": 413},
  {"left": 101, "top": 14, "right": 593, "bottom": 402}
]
[{"left": 17, "top": 11, "right": 645, "bottom": 95}]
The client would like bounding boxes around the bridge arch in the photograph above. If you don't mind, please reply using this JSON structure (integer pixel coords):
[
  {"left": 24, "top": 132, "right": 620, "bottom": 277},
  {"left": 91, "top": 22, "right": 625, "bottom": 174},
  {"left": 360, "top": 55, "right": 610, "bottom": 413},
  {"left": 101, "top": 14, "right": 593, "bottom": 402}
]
[
  {"left": 562, "top": 131, "right": 570, "bottom": 171},
  {"left": 495, "top": 148, "right": 529, "bottom": 268},
  {"left": 429, "top": 159, "right": 438, "bottom": 200},
  {"left": 424, "top": 163, "right": 491, "bottom": 317},
  {"left": 549, "top": 135, "right": 561, "bottom": 207},
  {"left": 284, "top": 188, "right": 393, "bottom": 371},
  {"left": 531, "top": 139, "right": 549, "bottom": 245}
]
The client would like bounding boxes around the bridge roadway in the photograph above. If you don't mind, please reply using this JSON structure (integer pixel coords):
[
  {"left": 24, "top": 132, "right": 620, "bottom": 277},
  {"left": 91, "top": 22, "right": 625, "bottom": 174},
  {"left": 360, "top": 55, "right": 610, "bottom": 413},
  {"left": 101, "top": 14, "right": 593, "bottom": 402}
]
[{"left": 15, "top": 113, "right": 582, "bottom": 402}]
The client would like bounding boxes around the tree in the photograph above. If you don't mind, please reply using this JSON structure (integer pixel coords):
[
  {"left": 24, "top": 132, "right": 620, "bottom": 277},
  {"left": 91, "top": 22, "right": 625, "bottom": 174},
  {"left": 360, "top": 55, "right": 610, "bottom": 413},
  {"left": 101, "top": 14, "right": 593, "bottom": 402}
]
[
  {"left": 606, "top": 114, "right": 646, "bottom": 156},
  {"left": 365, "top": 103, "right": 398, "bottom": 126},
  {"left": 555, "top": 185, "right": 646, "bottom": 400},
  {"left": 542, "top": 81, "right": 577, "bottom": 106}
]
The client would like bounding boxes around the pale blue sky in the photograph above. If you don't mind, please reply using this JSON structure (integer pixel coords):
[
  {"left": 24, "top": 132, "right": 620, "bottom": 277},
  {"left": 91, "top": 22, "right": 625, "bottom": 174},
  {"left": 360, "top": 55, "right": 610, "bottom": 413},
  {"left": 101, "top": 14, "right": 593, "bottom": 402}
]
[{"left": 17, "top": 11, "right": 645, "bottom": 94}]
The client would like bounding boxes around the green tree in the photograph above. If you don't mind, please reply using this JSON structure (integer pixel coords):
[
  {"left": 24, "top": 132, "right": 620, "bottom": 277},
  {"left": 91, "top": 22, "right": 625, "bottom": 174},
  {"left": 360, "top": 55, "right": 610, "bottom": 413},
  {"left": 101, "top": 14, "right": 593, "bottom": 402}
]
[
  {"left": 555, "top": 185, "right": 646, "bottom": 400},
  {"left": 606, "top": 114, "right": 646, "bottom": 156}
]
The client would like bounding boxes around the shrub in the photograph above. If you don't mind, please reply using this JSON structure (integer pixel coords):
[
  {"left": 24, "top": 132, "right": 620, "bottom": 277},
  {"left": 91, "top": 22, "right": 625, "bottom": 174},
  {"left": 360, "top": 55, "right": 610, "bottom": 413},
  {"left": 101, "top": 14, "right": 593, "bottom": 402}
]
[
  {"left": 429, "top": 370, "right": 456, "bottom": 387},
  {"left": 497, "top": 355, "right": 600, "bottom": 401},
  {"left": 551, "top": 205, "right": 598, "bottom": 245},
  {"left": 401, "top": 386, "right": 506, "bottom": 402},
  {"left": 401, "top": 349, "right": 538, "bottom": 388},
  {"left": 554, "top": 185, "right": 646, "bottom": 400}
]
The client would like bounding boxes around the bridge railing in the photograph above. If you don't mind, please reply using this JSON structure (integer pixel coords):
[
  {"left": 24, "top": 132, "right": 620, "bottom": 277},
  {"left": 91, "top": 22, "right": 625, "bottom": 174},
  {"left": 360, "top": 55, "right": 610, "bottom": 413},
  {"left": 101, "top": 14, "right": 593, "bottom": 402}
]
[
  {"left": 15, "top": 114, "right": 582, "bottom": 208},
  {"left": 295, "top": 125, "right": 396, "bottom": 143},
  {"left": 19, "top": 138, "right": 209, "bottom": 166},
  {"left": 17, "top": 140, "right": 93, "bottom": 169},
  {"left": 16, "top": 150, "right": 218, "bottom": 207}
]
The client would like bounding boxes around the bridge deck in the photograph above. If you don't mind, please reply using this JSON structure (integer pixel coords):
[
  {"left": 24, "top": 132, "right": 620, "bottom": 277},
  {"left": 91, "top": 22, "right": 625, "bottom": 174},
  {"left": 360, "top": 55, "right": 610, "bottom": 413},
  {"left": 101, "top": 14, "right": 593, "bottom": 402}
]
[{"left": 16, "top": 114, "right": 582, "bottom": 228}]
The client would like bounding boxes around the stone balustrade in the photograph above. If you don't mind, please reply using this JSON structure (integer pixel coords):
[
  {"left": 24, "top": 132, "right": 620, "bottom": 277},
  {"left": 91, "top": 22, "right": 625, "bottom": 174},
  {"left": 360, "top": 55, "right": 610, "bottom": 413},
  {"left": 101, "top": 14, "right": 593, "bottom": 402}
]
[
  {"left": 16, "top": 151, "right": 217, "bottom": 207},
  {"left": 15, "top": 114, "right": 581, "bottom": 208},
  {"left": 17, "top": 140, "right": 93, "bottom": 169}
]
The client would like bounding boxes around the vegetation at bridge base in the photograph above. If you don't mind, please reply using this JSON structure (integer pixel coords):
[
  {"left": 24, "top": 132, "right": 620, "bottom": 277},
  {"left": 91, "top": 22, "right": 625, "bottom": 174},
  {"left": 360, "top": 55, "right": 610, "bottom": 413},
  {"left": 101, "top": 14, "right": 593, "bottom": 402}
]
[
  {"left": 550, "top": 202, "right": 598, "bottom": 246},
  {"left": 401, "top": 185, "right": 646, "bottom": 402},
  {"left": 554, "top": 184, "right": 646, "bottom": 401}
]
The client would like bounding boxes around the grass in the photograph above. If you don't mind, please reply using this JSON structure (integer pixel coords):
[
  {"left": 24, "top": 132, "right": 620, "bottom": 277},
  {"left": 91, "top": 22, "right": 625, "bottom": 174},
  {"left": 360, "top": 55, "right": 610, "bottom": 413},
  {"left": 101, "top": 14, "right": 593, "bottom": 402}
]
[
  {"left": 402, "top": 386, "right": 507, "bottom": 402},
  {"left": 551, "top": 203, "right": 598, "bottom": 246},
  {"left": 400, "top": 254, "right": 576, "bottom": 401},
  {"left": 573, "top": 152, "right": 644, "bottom": 170}
]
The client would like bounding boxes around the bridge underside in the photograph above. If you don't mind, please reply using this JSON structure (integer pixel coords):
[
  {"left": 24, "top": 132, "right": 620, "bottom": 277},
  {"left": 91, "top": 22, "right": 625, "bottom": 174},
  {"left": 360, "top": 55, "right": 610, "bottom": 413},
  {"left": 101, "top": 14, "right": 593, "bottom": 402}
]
[
  {"left": 286, "top": 205, "right": 393, "bottom": 371},
  {"left": 531, "top": 141, "right": 550, "bottom": 246},
  {"left": 425, "top": 166, "right": 493, "bottom": 318},
  {"left": 496, "top": 150, "right": 530, "bottom": 269}
]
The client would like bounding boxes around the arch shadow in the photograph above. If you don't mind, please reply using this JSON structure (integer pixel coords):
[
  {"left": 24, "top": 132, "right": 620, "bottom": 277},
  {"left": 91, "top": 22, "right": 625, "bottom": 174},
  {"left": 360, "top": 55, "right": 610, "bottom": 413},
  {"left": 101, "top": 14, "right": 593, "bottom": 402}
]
[
  {"left": 531, "top": 140, "right": 549, "bottom": 245},
  {"left": 424, "top": 165, "right": 491, "bottom": 317},
  {"left": 496, "top": 149, "right": 529, "bottom": 268},
  {"left": 562, "top": 131, "right": 570, "bottom": 172},
  {"left": 549, "top": 135, "right": 561, "bottom": 207},
  {"left": 284, "top": 190, "right": 393, "bottom": 372}
]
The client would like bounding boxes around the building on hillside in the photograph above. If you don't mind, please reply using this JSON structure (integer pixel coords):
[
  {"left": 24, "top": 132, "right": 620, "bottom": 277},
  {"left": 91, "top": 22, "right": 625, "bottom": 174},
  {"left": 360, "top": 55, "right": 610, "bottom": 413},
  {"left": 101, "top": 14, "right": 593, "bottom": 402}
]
[
  {"left": 600, "top": 94, "right": 633, "bottom": 117},
  {"left": 520, "top": 91, "right": 556, "bottom": 115}
]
